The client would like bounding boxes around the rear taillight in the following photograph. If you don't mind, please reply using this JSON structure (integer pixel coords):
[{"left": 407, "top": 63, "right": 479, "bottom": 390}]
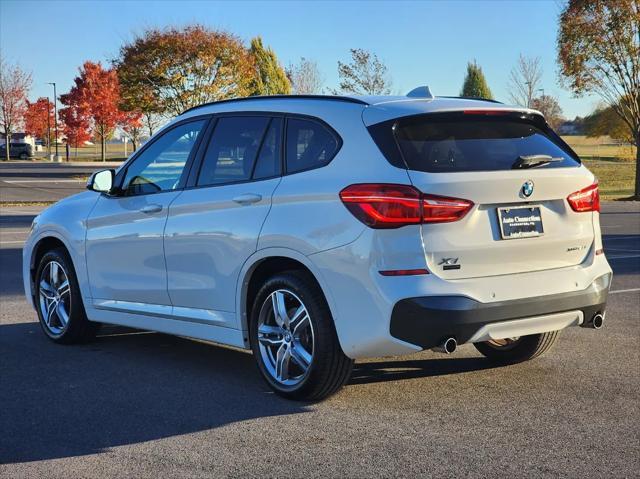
[
  {"left": 339, "top": 184, "right": 473, "bottom": 229},
  {"left": 567, "top": 182, "right": 600, "bottom": 212}
]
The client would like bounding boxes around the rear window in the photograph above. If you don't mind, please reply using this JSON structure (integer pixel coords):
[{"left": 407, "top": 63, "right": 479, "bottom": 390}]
[{"left": 371, "top": 114, "right": 580, "bottom": 173}]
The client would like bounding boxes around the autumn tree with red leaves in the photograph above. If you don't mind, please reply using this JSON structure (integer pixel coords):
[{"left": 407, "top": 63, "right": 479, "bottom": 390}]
[
  {"left": 58, "top": 98, "right": 91, "bottom": 156},
  {"left": 119, "top": 110, "right": 143, "bottom": 152},
  {"left": 0, "top": 57, "right": 32, "bottom": 161},
  {"left": 61, "top": 61, "right": 122, "bottom": 161},
  {"left": 25, "top": 97, "right": 54, "bottom": 153}
]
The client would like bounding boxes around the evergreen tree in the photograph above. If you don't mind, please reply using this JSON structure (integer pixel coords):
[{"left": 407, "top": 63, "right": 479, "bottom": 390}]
[
  {"left": 460, "top": 61, "right": 493, "bottom": 99},
  {"left": 249, "top": 37, "right": 291, "bottom": 96}
]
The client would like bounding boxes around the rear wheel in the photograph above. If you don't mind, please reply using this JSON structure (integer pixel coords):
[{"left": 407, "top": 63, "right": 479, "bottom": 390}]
[
  {"left": 35, "top": 248, "right": 99, "bottom": 343},
  {"left": 19, "top": 152, "right": 28, "bottom": 160},
  {"left": 474, "top": 332, "right": 559, "bottom": 364},
  {"left": 249, "top": 271, "right": 353, "bottom": 401}
]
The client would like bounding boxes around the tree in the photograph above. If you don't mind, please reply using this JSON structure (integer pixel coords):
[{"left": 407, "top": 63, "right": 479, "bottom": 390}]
[
  {"left": 287, "top": 57, "right": 324, "bottom": 94},
  {"left": 0, "top": 57, "right": 31, "bottom": 161},
  {"left": 58, "top": 96, "right": 91, "bottom": 157},
  {"left": 558, "top": 0, "right": 640, "bottom": 198},
  {"left": 530, "top": 95, "right": 564, "bottom": 129},
  {"left": 460, "top": 61, "right": 493, "bottom": 99},
  {"left": 61, "top": 61, "right": 122, "bottom": 161},
  {"left": 508, "top": 54, "right": 543, "bottom": 107},
  {"left": 25, "top": 97, "right": 54, "bottom": 154},
  {"left": 335, "top": 48, "right": 391, "bottom": 95},
  {"left": 119, "top": 110, "right": 144, "bottom": 152},
  {"left": 584, "top": 105, "right": 636, "bottom": 145},
  {"left": 249, "top": 37, "right": 290, "bottom": 96},
  {"left": 59, "top": 101, "right": 91, "bottom": 157},
  {"left": 115, "top": 25, "right": 255, "bottom": 117}
]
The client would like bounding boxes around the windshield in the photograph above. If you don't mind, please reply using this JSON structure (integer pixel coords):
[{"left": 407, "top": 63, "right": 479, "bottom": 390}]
[{"left": 390, "top": 115, "right": 580, "bottom": 173}]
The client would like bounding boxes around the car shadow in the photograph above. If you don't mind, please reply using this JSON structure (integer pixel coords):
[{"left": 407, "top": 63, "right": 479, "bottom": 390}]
[
  {"left": 0, "top": 322, "right": 307, "bottom": 464},
  {"left": 602, "top": 234, "right": 640, "bottom": 276},
  {"left": 350, "top": 356, "right": 498, "bottom": 385},
  {"left": 0, "top": 321, "right": 506, "bottom": 464}
]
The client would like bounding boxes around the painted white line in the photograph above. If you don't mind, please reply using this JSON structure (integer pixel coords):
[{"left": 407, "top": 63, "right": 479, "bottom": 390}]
[
  {"left": 607, "top": 254, "right": 640, "bottom": 260},
  {"left": 610, "top": 288, "right": 640, "bottom": 295},
  {"left": 605, "top": 248, "right": 640, "bottom": 253},
  {"left": 0, "top": 240, "right": 25, "bottom": 244},
  {"left": 3, "top": 179, "right": 83, "bottom": 183},
  {"left": 603, "top": 236, "right": 640, "bottom": 242}
]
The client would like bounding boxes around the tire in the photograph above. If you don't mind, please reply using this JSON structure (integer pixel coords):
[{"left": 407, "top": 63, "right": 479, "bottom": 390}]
[
  {"left": 473, "top": 331, "right": 560, "bottom": 364},
  {"left": 249, "top": 270, "right": 353, "bottom": 401},
  {"left": 35, "top": 247, "right": 99, "bottom": 344},
  {"left": 19, "top": 152, "right": 28, "bottom": 160}
]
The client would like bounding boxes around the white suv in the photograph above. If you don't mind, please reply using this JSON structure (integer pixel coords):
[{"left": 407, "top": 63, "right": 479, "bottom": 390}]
[{"left": 23, "top": 91, "right": 612, "bottom": 400}]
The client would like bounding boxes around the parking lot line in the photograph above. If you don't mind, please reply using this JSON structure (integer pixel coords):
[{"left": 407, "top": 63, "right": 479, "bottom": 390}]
[{"left": 609, "top": 287, "right": 640, "bottom": 295}]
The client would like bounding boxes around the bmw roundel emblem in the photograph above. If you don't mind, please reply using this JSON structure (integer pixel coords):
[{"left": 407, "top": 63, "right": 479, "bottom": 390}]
[{"left": 522, "top": 180, "right": 534, "bottom": 198}]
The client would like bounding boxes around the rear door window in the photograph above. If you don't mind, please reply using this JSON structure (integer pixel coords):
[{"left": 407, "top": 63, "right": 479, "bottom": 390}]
[
  {"left": 253, "top": 118, "right": 283, "bottom": 180},
  {"left": 197, "top": 116, "right": 270, "bottom": 186},
  {"left": 378, "top": 115, "right": 580, "bottom": 173},
  {"left": 286, "top": 118, "right": 339, "bottom": 174}
]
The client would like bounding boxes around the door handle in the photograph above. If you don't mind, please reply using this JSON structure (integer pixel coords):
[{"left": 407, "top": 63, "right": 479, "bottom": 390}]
[
  {"left": 232, "top": 193, "right": 262, "bottom": 205},
  {"left": 140, "top": 204, "right": 163, "bottom": 214}
]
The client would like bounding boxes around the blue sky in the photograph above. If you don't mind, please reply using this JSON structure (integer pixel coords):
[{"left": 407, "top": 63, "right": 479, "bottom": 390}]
[{"left": 1, "top": 0, "right": 601, "bottom": 118}]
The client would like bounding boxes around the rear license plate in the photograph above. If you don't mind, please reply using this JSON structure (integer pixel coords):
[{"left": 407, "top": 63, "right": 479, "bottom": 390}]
[{"left": 498, "top": 206, "right": 544, "bottom": 239}]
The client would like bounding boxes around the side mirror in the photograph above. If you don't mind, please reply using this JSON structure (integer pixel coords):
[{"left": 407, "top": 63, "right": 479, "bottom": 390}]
[{"left": 87, "top": 169, "right": 115, "bottom": 193}]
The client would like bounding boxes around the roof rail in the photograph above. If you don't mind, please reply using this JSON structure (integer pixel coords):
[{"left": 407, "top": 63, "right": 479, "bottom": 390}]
[
  {"left": 406, "top": 86, "right": 434, "bottom": 99},
  {"left": 180, "top": 94, "right": 370, "bottom": 115},
  {"left": 436, "top": 95, "right": 503, "bottom": 104}
]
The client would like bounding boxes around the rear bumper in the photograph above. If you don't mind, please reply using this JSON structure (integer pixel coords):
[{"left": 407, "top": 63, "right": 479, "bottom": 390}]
[{"left": 390, "top": 273, "right": 611, "bottom": 350}]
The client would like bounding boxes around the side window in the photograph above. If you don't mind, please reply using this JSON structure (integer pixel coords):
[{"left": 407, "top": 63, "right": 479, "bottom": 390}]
[
  {"left": 122, "top": 120, "right": 205, "bottom": 196},
  {"left": 253, "top": 117, "right": 283, "bottom": 180},
  {"left": 286, "top": 118, "right": 339, "bottom": 174},
  {"left": 197, "top": 116, "right": 270, "bottom": 186}
]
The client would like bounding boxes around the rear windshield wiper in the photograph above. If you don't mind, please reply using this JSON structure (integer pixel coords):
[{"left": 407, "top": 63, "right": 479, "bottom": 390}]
[{"left": 512, "top": 154, "right": 564, "bottom": 169}]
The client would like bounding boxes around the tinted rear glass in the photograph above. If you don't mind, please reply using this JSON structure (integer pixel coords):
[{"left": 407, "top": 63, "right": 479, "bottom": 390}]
[{"left": 386, "top": 115, "right": 579, "bottom": 173}]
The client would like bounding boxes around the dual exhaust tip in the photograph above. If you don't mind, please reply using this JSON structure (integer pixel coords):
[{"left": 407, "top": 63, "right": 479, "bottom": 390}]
[
  {"left": 590, "top": 313, "right": 604, "bottom": 330},
  {"left": 432, "top": 337, "right": 457, "bottom": 354},
  {"left": 433, "top": 313, "right": 604, "bottom": 355}
]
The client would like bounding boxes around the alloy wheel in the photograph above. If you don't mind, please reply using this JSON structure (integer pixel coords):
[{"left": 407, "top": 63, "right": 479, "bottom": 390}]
[
  {"left": 38, "top": 260, "right": 71, "bottom": 335},
  {"left": 256, "top": 289, "right": 314, "bottom": 387},
  {"left": 486, "top": 337, "right": 522, "bottom": 350}
]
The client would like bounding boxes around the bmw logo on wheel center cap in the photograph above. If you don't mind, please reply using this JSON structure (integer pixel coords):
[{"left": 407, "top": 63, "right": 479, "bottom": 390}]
[{"left": 522, "top": 180, "right": 534, "bottom": 198}]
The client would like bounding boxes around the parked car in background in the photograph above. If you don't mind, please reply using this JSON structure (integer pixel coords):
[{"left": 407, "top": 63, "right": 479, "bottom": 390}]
[
  {"left": 23, "top": 90, "right": 612, "bottom": 401},
  {"left": 1, "top": 142, "right": 34, "bottom": 159}
]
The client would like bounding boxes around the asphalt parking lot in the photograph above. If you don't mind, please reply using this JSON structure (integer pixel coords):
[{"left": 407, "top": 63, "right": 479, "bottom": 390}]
[
  {"left": 0, "top": 161, "right": 121, "bottom": 203},
  {"left": 0, "top": 187, "right": 638, "bottom": 476}
]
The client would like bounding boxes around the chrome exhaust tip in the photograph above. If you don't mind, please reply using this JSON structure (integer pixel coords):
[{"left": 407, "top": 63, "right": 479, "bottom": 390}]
[
  {"left": 591, "top": 313, "right": 604, "bottom": 329},
  {"left": 432, "top": 337, "right": 457, "bottom": 354}
]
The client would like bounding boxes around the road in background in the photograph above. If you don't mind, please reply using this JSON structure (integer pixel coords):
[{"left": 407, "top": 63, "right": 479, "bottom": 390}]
[
  {"left": 0, "top": 198, "right": 638, "bottom": 477},
  {"left": 0, "top": 161, "right": 121, "bottom": 203}
]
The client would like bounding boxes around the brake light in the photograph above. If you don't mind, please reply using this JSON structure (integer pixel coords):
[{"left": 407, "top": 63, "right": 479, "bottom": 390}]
[
  {"left": 339, "top": 184, "right": 473, "bottom": 229},
  {"left": 567, "top": 182, "right": 600, "bottom": 212},
  {"left": 462, "top": 109, "right": 511, "bottom": 115}
]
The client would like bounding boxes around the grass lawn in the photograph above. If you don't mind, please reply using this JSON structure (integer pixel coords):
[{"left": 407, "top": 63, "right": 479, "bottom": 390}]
[{"left": 563, "top": 136, "right": 637, "bottom": 199}]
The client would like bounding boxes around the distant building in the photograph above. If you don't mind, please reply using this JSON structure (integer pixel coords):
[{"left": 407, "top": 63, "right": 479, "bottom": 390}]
[{"left": 557, "top": 119, "right": 584, "bottom": 135}]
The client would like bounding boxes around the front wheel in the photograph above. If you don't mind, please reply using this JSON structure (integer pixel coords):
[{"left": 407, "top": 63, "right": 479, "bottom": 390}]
[
  {"left": 35, "top": 248, "right": 99, "bottom": 343},
  {"left": 473, "top": 332, "right": 560, "bottom": 364},
  {"left": 249, "top": 271, "right": 353, "bottom": 401}
]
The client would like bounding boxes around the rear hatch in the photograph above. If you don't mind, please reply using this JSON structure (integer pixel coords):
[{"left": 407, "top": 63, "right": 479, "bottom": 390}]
[{"left": 368, "top": 110, "right": 597, "bottom": 279}]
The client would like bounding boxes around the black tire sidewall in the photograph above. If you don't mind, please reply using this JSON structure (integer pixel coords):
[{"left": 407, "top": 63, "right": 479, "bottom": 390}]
[
  {"left": 35, "top": 248, "right": 90, "bottom": 343},
  {"left": 474, "top": 332, "right": 558, "bottom": 364},
  {"left": 249, "top": 272, "right": 338, "bottom": 398}
]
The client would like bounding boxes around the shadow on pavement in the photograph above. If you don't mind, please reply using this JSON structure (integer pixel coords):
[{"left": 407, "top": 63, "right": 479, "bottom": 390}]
[
  {"left": 351, "top": 357, "right": 498, "bottom": 385},
  {"left": 0, "top": 323, "right": 307, "bottom": 464},
  {"left": 0, "top": 249, "right": 24, "bottom": 297}
]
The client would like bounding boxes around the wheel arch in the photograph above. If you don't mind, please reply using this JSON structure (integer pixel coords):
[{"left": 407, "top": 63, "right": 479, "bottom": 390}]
[
  {"left": 29, "top": 233, "right": 75, "bottom": 302},
  {"left": 237, "top": 248, "right": 338, "bottom": 339}
]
